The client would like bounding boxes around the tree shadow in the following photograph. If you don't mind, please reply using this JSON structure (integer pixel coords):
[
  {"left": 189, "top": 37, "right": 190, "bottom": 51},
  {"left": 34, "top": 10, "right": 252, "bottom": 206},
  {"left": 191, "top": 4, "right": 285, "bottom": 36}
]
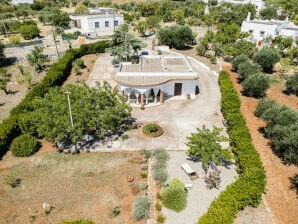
[
  {"left": 289, "top": 174, "right": 298, "bottom": 197},
  {"left": 175, "top": 46, "right": 193, "bottom": 51}
]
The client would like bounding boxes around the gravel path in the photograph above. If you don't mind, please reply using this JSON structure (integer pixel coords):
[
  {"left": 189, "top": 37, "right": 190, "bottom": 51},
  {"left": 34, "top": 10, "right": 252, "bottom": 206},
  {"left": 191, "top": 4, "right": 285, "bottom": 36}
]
[{"left": 163, "top": 151, "right": 237, "bottom": 224}]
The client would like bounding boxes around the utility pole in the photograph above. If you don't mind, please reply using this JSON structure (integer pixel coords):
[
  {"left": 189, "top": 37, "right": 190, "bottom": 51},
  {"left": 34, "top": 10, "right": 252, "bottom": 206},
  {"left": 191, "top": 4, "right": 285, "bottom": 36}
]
[
  {"left": 65, "top": 91, "right": 74, "bottom": 128},
  {"left": 0, "top": 13, "right": 8, "bottom": 37},
  {"left": 51, "top": 27, "right": 60, "bottom": 60}
]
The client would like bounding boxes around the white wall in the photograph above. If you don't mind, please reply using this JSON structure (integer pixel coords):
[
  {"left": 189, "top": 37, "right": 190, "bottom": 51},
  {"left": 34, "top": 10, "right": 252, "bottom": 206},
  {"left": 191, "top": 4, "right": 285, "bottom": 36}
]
[
  {"left": 11, "top": 0, "right": 33, "bottom": 4},
  {"left": 241, "top": 21, "right": 278, "bottom": 41}
]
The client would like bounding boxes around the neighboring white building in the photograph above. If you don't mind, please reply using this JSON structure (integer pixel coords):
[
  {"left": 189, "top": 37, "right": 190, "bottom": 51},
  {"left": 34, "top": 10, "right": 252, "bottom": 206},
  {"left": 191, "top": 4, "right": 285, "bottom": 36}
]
[
  {"left": 69, "top": 8, "right": 124, "bottom": 38},
  {"left": 113, "top": 55, "right": 199, "bottom": 107},
  {"left": 11, "top": 0, "right": 33, "bottom": 4},
  {"left": 203, "top": 0, "right": 264, "bottom": 12},
  {"left": 241, "top": 13, "right": 298, "bottom": 45}
]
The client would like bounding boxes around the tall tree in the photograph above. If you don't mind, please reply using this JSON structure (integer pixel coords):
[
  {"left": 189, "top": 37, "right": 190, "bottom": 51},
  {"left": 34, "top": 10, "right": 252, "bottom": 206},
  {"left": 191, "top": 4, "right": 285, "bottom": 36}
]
[
  {"left": 20, "top": 83, "right": 132, "bottom": 150},
  {"left": 186, "top": 125, "right": 231, "bottom": 170}
]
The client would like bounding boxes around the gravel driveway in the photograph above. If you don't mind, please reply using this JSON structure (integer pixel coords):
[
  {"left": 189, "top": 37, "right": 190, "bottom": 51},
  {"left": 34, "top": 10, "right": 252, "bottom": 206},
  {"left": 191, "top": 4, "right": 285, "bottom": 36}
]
[{"left": 163, "top": 151, "right": 237, "bottom": 224}]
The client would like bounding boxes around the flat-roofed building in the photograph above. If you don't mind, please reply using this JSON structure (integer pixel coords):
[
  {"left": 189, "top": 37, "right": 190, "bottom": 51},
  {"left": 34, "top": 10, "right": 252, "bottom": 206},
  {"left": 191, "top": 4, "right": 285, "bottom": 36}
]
[
  {"left": 68, "top": 8, "right": 124, "bottom": 38},
  {"left": 113, "top": 55, "right": 199, "bottom": 107}
]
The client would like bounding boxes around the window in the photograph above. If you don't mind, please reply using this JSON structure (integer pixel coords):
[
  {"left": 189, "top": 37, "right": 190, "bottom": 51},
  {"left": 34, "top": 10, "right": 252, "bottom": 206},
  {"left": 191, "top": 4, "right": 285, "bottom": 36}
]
[
  {"left": 105, "top": 21, "right": 109, "bottom": 27},
  {"left": 260, "top": 31, "right": 265, "bottom": 37},
  {"left": 95, "top": 22, "right": 99, "bottom": 28},
  {"left": 249, "top": 29, "right": 253, "bottom": 34},
  {"left": 114, "top": 21, "right": 118, "bottom": 26}
]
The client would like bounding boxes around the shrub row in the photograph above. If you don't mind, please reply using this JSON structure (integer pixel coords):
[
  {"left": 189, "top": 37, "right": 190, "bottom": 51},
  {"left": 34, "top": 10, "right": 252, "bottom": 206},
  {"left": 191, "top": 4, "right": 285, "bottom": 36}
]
[
  {"left": 255, "top": 98, "right": 298, "bottom": 164},
  {"left": 0, "top": 41, "right": 109, "bottom": 155},
  {"left": 197, "top": 71, "right": 266, "bottom": 224},
  {"left": 152, "top": 149, "right": 169, "bottom": 185}
]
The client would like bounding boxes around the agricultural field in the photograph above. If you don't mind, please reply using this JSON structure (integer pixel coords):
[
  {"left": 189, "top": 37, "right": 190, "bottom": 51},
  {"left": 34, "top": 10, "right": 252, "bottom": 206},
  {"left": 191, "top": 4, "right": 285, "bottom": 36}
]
[{"left": 0, "top": 147, "right": 145, "bottom": 224}]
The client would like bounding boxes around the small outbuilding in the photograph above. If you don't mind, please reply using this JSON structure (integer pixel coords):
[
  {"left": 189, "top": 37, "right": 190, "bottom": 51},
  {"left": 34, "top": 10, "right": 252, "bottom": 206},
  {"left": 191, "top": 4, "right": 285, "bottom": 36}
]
[{"left": 181, "top": 163, "right": 198, "bottom": 180}]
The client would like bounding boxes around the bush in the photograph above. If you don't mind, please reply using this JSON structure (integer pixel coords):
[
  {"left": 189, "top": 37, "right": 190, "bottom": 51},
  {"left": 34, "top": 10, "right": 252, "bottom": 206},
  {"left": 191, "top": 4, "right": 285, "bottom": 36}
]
[
  {"left": 10, "top": 134, "right": 39, "bottom": 157},
  {"left": 73, "top": 58, "right": 85, "bottom": 69},
  {"left": 285, "top": 72, "right": 298, "bottom": 95},
  {"left": 140, "top": 149, "right": 152, "bottom": 159},
  {"left": 141, "top": 164, "right": 148, "bottom": 170},
  {"left": 162, "top": 178, "right": 187, "bottom": 212},
  {"left": 141, "top": 172, "right": 148, "bottom": 178},
  {"left": 253, "top": 47, "right": 280, "bottom": 73},
  {"left": 139, "top": 181, "right": 148, "bottom": 190},
  {"left": 62, "top": 220, "right": 95, "bottom": 224},
  {"left": 143, "top": 123, "right": 163, "bottom": 138},
  {"left": 153, "top": 148, "right": 169, "bottom": 161},
  {"left": 153, "top": 169, "right": 168, "bottom": 185},
  {"left": 133, "top": 196, "right": 150, "bottom": 221},
  {"left": 111, "top": 206, "right": 121, "bottom": 217},
  {"left": 155, "top": 203, "right": 162, "bottom": 211},
  {"left": 231, "top": 54, "right": 249, "bottom": 71},
  {"left": 0, "top": 41, "right": 109, "bottom": 156},
  {"left": 156, "top": 214, "right": 166, "bottom": 223},
  {"left": 196, "top": 43, "right": 207, "bottom": 56},
  {"left": 197, "top": 71, "right": 265, "bottom": 224},
  {"left": 242, "top": 73, "right": 270, "bottom": 98},
  {"left": 19, "top": 24, "right": 40, "bottom": 40},
  {"left": 237, "top": 61, "right": 262, "bottom": 80},
  {"left": 205, "top": 169, "right": 221, "bottom": 189},
  {"left": 3, "top": 174, "right": 21, "bottom": 188},
  {"left": 254, "top": 98, "right": 277, "bottom": 117}
]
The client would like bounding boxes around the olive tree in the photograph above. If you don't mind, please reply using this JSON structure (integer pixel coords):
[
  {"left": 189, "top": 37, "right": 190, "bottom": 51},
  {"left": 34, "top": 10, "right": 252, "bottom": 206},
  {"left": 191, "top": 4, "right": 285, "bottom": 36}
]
[
  {"left": 243, "top": 73, "right": 270, "bottom": 98},
  {"left": 253, "top": 47, "right": 280, "bottom": 73},
  {"left": 285, "top": 72, "right": 298, "bottom": 95}
]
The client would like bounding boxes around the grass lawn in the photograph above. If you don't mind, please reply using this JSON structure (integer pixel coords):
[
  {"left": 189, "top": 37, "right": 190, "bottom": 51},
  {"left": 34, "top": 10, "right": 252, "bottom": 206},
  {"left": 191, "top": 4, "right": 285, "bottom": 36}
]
[{"left": 0, "top": 150, "right": 145, "bottom": 224}]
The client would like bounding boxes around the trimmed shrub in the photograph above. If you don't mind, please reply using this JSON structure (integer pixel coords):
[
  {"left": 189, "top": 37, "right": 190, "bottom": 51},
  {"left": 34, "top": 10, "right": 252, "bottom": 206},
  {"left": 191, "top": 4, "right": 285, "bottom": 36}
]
[
  {"left": 19, "top": 24, "right": 40, "bottom": 40},
  {"left": 196, "top": 43, "right": 207, "bottom": 56},
  {"left": 197, "top": 71, "right": 265, "bottom": 224},
  {"left": 156, "top": 214, "right": 166, "bottom": 223},
  {"left": 10, "top": 134, "right": 39, "bottom": 157},
  {"left": 242, "top": 73, "right": 270, "bottom": 98},
  {"left": 0, "top": 41, "right": 109, "bottom": 156},
  {"left": 231, "top": 54, "right": 249, "bottom": 71},
  {"left": 285, "top": 72, "right": 298, "bottom": 95},
  {"left": 133, "top": 196, "right": 150, "bottom": 221},
  {"left": 237, "top": 61, "right": 262, "bottom": 80},
  {"left": 162, "top": 178, "right": 187, "bottom": 212},
  {"left": 153, "top": 169, "right": 168, "bottom": 185},
  {"left": 153, "top": 149, "right": 169, "bottom": 161},
  {"left": 143, "top": 123, "right": 163, "bottom": 138}
]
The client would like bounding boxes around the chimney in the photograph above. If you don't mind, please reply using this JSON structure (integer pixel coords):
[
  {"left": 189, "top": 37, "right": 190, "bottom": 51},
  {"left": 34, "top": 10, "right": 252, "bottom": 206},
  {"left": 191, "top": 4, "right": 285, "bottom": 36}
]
[{"left": 246, "top": 12, "right": 251, "bottom": 22}]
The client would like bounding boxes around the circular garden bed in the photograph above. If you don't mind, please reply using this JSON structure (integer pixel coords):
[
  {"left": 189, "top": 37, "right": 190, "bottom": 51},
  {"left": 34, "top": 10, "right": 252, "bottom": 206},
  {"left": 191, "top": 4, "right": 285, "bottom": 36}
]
[{"left": 142, "top": 123, "right": 164, "bottom": 138}]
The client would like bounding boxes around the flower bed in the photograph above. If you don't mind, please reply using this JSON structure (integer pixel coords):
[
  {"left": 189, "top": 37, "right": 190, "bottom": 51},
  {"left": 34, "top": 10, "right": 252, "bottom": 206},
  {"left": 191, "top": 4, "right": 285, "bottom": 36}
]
[{"left": 142, "top": 123, "right": 164, "bottom": 138}]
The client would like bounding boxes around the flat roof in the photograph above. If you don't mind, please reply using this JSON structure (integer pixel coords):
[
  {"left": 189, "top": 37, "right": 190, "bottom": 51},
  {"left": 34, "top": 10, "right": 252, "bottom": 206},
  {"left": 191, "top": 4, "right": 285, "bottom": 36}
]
[{"left": 114, "top": 55, "right": 198, "bottom": 86}]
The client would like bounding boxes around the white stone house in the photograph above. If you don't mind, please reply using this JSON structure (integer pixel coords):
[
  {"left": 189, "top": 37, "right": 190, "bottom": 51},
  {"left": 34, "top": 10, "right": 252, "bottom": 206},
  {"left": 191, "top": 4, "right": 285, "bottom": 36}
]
[
  {"left": 69, "top": 8, "right": 124, "bottom": 38},
  {"left": 241, "top": 13, "right": 298, "bottom": 45},
  {"left": 113, "top": 55, "right": 199, "bottom": 107},
  {"left": 11, "top": 0, "right": 33, "bottom": 4}
]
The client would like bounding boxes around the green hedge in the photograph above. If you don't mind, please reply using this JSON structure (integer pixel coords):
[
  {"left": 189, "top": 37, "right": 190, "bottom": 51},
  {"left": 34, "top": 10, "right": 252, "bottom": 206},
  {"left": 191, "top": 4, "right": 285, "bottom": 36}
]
[
  {"left": 0, "top": 41, "right": 109, "bottom": 155},
  {"left": 197, "top": 71, "right": 266, "bottom": 224}
]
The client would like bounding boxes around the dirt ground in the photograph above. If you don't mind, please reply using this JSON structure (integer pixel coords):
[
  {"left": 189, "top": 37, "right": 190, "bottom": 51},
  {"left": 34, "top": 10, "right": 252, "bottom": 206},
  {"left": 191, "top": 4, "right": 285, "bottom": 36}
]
[
  {"left": 64, "top": 54, "right": 100, "bottom": 84},
  {"left": 0, "top": 64, "right": 47, "bottom": 122},
  {"left": 0, "top": 146, "right": 146, "bottom": 224},
  {"left": 221, "top": 62, "right": 298, "bottom": 224}
]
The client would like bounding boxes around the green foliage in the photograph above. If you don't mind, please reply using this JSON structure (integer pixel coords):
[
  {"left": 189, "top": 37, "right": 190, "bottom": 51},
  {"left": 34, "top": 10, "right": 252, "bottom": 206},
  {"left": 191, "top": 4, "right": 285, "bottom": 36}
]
[
  {"left": 215, "top": 23, "right": 240, "bottom": 44},
  {"left": 0, "top": 67, "right": 9, "bottom": 94},
  {"left": 141, "top": 172, "right": 148, "bottom": 178},
  {"left": 156, "top": 214, "right": 166, "bottom": 223},
  {"left": 275, "top": 36, "right": 293, "bottom": 51},
  {"left": 153, "top": 149, "right": 169, "bottom": 162},
  {"left": 155, "top": 203, "right": 162, "bottom": 211},
  {"left": 75, "top": 2, "right": 88, "bottom": 14},
  {"left": 197, "top": 71, "right": 265, "bottom": 224},
  {"left": 3, "top": 174, "right": 21, "bottom": 188},
  {"left": 224, "top": 40, "right": 257, "bottom": 59},
  {"left": 19, "top": 24, "right": 40, "bottom": 40},
  {"left": 27, "top": 46, "right": 48, "bottom": 72},
  {"left": 237, "top": 61, "right": 262, "bottom": 80},
  {"left": 8, "top": 35, "right": 22, "bottom": 46},
  {"left": 205, "top": 169, "right": 221, "bottom": 189},
  {"left": 0, "top": 40, "right": 4, "bottom": 60},
  {"left": 153, "top": 148, "right": 168, "bottom": 185},
  {"left": 256, "top": 100, "right": 298, "bottom": 164},
  {"left": 139, "top": 181, "right": 148, "bottom": 190},
  {"left": 260, "top": 5, "right": 277, "bottom": 19},
  {"left": 253, "top": 47, "right": 281, "bottom": 72},
  {"left": 186, "top": 125, "right": 231, "bottom": 169},
  {"left": 10, "top": 133, "right": 39, "bottom": 157},
  {"left": 158, "top": 25, "right": 194, "bottom": 49},
  {"left": 285, "top": 72, "right": 298, "bottom": 95},
  {"left": 133, "top": 196, "right": 150, "bottom": 221},
  {"left": 140, "top": 149, "right": 152, "bottom": 159},
  {"left": 243, "top": 73, "right": 270, "bottom": 98},
  {"left": 143, "top": 123, "right": 163, "bottom": 138},
  {"left": 111, "top": 206, "right": 121, "bottom": 217},
  {"left": 0, "top": 41, "right": 109, "bottom": 156},
  {"left": 231, "top": 54, "right": 249, "bottom": 71},
  {"left": 196, "top": 43, "right": 207, "bottom": 56},
  {"left": 162, "top": 178, "right": 187, "bottom": 212},
  {"left": 62, "top": 220, "right": 95, "bottom": 224}
]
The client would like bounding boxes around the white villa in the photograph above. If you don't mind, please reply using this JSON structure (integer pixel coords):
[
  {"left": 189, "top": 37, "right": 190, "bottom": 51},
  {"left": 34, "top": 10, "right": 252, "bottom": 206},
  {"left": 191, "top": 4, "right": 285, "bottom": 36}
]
[
  {"left": 241, "top": 13, "right": 298, "bottom": 45},
  {"left": 69, "top": 8, "right": 124, "bottom": 38},
  {"left": 113, "top": 55, "right": 199, "bottom": 108},
  {"left": 11, "top": 0, "right": 33, "bottom": 4}
]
